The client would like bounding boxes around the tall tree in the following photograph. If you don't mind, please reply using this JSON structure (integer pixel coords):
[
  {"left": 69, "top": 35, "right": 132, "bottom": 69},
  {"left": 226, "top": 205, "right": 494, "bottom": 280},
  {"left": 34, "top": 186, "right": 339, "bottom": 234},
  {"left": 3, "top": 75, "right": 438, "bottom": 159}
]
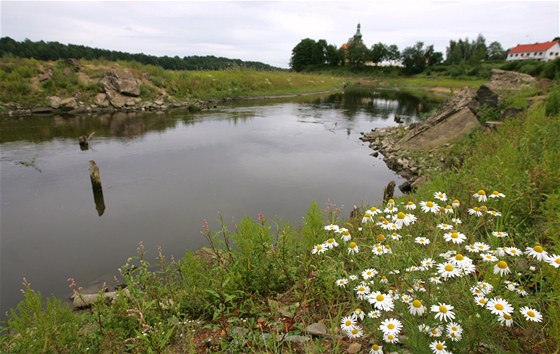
[
  {"left": 290, "top": 38, "right": 318, "bottom": 71},
  {"left": 487, "top": 41, "right": 506, "bottom": 61},
  {"left": 370, "top": 43, "right": 389, "bottom": 64},
  {"left": 346, "top": 37, "right": 369, "bottom": 67},
  {"left": 401, "top": 42, "right": 442, "bottom": 74}
]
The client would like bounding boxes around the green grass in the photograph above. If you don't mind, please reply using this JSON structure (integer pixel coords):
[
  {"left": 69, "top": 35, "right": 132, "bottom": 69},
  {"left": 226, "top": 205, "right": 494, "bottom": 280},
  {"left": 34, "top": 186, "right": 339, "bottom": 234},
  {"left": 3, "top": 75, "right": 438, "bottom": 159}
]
[{"left": 1, "top": 74, "right": 559, "bottom": 353}]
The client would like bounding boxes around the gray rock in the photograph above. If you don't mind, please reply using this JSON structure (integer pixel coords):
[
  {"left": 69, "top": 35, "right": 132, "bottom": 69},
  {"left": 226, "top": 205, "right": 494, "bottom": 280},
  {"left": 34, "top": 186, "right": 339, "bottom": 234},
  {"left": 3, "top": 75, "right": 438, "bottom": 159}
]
[
  {"left": 102, "top": 69, "right": 141, "bottom": 97},
  {"left": 48, "top": 96, "right": 61, "bottom": 109},
  {"left": 60, "top": 97, "right": 78, "bottom": 110},
  {"left": 95, "top": 93, "right": 109, "bottom": 107},
  {"left": 305, "top": 322, "right": 327, "bottom": 337}
]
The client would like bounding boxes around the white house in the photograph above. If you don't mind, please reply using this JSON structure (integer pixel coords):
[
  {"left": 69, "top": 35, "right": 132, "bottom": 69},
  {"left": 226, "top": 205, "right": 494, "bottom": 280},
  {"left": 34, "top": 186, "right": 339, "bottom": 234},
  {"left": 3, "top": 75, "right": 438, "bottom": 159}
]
[{"left": 506, "top": 40, "right": 560, "bottom": 62}]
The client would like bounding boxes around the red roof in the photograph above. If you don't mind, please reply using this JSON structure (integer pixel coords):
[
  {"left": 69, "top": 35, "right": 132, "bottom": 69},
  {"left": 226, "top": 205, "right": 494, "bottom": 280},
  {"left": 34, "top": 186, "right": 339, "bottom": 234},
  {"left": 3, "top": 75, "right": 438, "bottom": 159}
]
[{"left": 509, "top": 40, "right": 559, "bottom": 54}]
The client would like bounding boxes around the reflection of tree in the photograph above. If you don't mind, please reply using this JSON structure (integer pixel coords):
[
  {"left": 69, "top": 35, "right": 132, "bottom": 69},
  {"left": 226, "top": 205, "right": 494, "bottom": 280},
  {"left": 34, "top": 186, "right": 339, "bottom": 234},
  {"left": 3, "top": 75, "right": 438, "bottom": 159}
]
[{"left": 308, "top": 90, "right": 438, "bottom": 122}]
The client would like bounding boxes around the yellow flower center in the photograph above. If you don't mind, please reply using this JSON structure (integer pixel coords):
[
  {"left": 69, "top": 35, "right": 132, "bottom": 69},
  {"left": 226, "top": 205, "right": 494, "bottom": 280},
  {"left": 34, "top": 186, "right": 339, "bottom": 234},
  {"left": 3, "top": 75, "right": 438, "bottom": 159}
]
[
  {"left": 495, "top": 304, "right": 504, "bottom": 311},
  {"left": 351, "top": 328, "right": 358, "bottom": 335},
  {"left": 480, "top": 205, "right": 488, "bottom": 212},
  {"left": 349, "top": 242, "right": 357, "bottom": 249},
  {"left": 407, "top": 201, "right": 414, "bottom": 205},
  {"left": 497, "top": 260, "right": 508, "bottom": 269},
  {"left": 451, "top": 326, "right": 458, "bottom": 331},
  {"left": 533, "top": 245, "right": 544, "bottom": 253},
  {"left": 426, "top": 201, "right": 434, "bottom": 207},
  {"left": 455, "top": 253, "right": 464, "bottom": 260},
  {"left": 436, "top": 343, "right": 444, "bottom": 350},
  {"left": 387, "top": 335, "right": 394, "bottom": 340},
  {"left": 478, "top": 190, "right": 486, "bottom": 195},
  {"left": 451, "top": 232, "right": 459, "bottom": 239},
  {"left": 492, "top": 191, "right": 499, "bottom": 195},
  {"left": 412, "top": 299, "right": 422, "bottom": 308},
  {"left": 431, "top": 329, "right": 438, "bottom": 334},
  {"left": 478, "top": 298, "right": 487, "bottom": 304},
  {"left": 397, "top": 212, "right": 406, "bottom": 219},
  {"left": 328, "top": 238, "right": 334, "bottom": 244},
  {"left": 370, "top": 207, "right": 377, "bottom": 212},
  {"left": 377, "top": 234, "right": 386, "bottom": 242},
  {"left": 376, "top": 294, "right": 385, "bottom": 301},
  {"left": 445, "top": 264, "right": 454, "bottom": 272},
  {"left": 317, "top": 245, "right": 323, "bottom": 250},
  {"left": 372, "top": 344, "right": 380, "bottom": 350},
  {"left": 345, "top": 320, "right": 351, "bottom": 326},
  {"left": 453, "top": 199, "right": 460, "bottom": 205},
  {"left": 439, "top": 306, "right": 448, "bottom": 313},
  {"left": 359, "top": 287, "right": 365, "bottom": 292},
  {"left": 504, "top": 313, "right": 512, "bottom": 320},
  {"left": 344, "top": 231, "right": 350, "bottom": 236},
  {"left": 555, "top": 258, "right": 560, "bottom": 265},
  {"left": 388, "top": 323, "right": 395, "bottom": 329},
  {"left": 388, "top": 199, "right": 394, "bottom": 204},
  {"left": 527, "top": 311, "right": 535, "bottom": 317}
]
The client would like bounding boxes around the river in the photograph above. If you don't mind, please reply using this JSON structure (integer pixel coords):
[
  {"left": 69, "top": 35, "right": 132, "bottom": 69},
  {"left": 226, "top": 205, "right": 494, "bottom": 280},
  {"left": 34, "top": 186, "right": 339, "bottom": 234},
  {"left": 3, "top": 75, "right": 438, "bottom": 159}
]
[{"left": 0, "top": 90, "right": 435, "bottom": 317}]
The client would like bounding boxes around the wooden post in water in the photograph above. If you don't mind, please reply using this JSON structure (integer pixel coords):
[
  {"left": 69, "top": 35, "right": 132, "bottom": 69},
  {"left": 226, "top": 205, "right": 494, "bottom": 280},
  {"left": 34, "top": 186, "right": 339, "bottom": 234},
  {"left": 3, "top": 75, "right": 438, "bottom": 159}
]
[{"left": 89, "top": 160, "right": 106, "bottom": 216}]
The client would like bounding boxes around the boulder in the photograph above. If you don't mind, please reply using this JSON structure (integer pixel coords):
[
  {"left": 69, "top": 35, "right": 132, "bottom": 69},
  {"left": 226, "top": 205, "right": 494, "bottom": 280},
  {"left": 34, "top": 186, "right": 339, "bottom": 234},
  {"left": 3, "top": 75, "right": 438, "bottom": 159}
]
[
  {"left": 48, "top": 96, "right": 61, "bottom": 109},
  {"left": 102, "top": 69, "right": 141, "bottom": 97},
  {"left": 59, "top": 97, "right": 78, "bottom": 110},
  {"left": 398, "top": 87, "right": 481, "bottom": 150},
  {"left": 94, "top": 93, "right": 110, "bottom": 108}
]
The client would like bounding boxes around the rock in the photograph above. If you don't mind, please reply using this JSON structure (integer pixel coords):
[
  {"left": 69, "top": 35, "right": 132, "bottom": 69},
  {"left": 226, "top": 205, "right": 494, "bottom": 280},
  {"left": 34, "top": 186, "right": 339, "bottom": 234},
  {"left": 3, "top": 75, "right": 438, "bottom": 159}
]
[
  {"left": 399, "top": 180, "right": 413, "bottom": 193},
  {"left": 48, "top": 96, "right": 61, "bottom": 109},
  {"left": 102, "top": 69, "right": 141, "bottom": 97},
  {"left": 476, "top": 84, "right": 499, "bottom": 108},
  {"left": 65, "top": 58, "right": 81, "bottom": 71},
  {"left": 305, "top": 322, "right": 327, "bottom": 337},
  {"left": 347, "top": 342, "right": 361, "bottom": 353},
  {"left": 60, "top": 97, "right": 78, "bottom": 110},
  {"left": 31, "top": 107, "right": 54, "bottom": 114},
  {"left": 95, "top": 93, "right": 110, "bottom": 107},
  {"left": 283, "top": 335, "right": 311, "bottom": 344},
  {"left": 37, "top": 68, "right": 53, "bottom": 82},
  {"left": 398, "top": 87, "right": 481, "bottom": 150},
  {"left": 105, "top": 90, "right": 127, "bottom": 108}
]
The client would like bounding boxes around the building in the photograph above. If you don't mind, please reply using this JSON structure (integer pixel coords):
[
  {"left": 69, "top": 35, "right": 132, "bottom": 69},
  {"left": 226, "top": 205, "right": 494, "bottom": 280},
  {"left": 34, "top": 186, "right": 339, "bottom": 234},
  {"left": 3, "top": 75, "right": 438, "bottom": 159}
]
[{"left": 506, "top": 40, "right": 560, "bottom": 62}]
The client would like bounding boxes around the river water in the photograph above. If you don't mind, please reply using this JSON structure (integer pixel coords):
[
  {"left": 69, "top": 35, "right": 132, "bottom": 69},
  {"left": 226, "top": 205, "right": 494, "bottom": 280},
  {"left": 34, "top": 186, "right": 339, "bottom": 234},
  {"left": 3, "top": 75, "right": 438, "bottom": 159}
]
[{"left": 0, "top": 90, "right": 435, "bottom": 317}]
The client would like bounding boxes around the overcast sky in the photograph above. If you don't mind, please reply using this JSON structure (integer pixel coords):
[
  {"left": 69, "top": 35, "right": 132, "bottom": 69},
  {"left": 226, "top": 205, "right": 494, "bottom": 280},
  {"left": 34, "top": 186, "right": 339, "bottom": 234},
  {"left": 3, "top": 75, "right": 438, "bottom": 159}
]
[{"left": 1, "top": 1, "right": 559, "bottom": 68}]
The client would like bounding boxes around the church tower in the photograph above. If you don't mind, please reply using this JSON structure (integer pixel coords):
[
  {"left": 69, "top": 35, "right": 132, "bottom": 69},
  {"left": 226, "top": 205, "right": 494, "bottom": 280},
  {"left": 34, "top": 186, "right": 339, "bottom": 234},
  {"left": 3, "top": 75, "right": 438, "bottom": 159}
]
[{"left": 354, "top": 23, "right": 362, "bottom": 41}]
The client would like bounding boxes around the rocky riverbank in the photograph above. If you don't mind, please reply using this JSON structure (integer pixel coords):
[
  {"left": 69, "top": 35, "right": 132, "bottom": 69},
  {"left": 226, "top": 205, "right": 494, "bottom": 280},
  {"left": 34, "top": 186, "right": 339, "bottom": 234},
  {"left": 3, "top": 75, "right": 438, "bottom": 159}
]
[{"left": 360, "top": 69, "right": 544, "bottom": 193}]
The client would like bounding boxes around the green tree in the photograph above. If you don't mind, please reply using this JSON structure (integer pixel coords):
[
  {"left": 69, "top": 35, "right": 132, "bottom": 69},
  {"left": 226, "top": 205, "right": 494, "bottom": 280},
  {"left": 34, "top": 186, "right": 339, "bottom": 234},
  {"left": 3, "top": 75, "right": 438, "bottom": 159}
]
[
  {"left": 487, "top": 41, "right": 506, "bottom": 61},
  {"left": 346, "top": 37, "right": 369, "bottom": 67},
  {"left": 401, "top": 42, "right": 441, "bottom": 74},
  {"left": 370, "top": 43, "right": 389, "bottom": 64},
  {"left": 290, "top": 38, "right": 318, "bottom": 71}
]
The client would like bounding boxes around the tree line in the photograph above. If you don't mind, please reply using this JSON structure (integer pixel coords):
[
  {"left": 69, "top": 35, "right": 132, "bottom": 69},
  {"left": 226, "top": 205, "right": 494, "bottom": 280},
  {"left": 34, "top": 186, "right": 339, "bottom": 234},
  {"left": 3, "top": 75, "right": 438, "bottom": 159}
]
[
  {"left": 0, "top": 37, "right": 280, "bottom": 71},
  {"left": 290, "top": 32, "right": 508, "bottom": 74}
]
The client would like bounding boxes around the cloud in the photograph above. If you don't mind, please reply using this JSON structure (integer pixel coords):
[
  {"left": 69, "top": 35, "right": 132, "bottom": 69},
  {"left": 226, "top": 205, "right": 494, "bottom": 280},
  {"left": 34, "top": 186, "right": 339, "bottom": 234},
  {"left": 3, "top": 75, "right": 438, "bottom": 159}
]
[{"left": 1, "top": 1, "right": 558, "bottom": 68}]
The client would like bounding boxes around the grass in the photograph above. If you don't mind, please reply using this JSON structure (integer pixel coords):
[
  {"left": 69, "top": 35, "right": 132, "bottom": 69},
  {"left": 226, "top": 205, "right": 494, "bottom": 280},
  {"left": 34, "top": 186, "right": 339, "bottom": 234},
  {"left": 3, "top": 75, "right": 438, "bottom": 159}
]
[{"left": 1, "top": 70, "right": 559, "bottom": 353}]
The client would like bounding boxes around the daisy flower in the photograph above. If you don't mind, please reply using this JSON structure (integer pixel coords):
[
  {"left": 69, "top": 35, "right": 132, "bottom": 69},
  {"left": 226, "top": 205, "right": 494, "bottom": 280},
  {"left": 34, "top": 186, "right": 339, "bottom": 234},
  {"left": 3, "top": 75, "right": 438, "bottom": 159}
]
[
  {"left": 405, "top": 201, "right": 417, "bottom": 210},
  {"left": 400, "top": 294, "right": 413, "bottom": 303},
  {"left": 525, "top": 245, "right": 548, "bottom": 261},
  {"left": 368, "top": 291, "right": 395, "bottom": 311},
  {"left": 354, "top": 307, "right": 365, "bottom": 320},
  {"left": 474, "top": 296, "right": 488, "bottom": 307},
  {"left": 520, "top": 306, "right": 543, "bottom": 322},
  {"left": 390, "top": 232, "right": 402, "bottom": 240},
  {"left": 429, "top": 276, "right": 442, "bottom": 284},
  {"left": 393, "top": 212, "right": 416, "bottom": 227},
  {"left": 437, "top": 262, "right": 461, "bottom": 280},
  {"left": 420, "top": 200, "right": 440, "bottom": 213},
  {"left": 494, "top": 260, "right": 511, "bottom": 276},
  {"left": 325, "top": 238, "right": 339, "bottom": 249},
  {"left": 486, "top": 297, "right": 514, "bottom": 316},
  {"left": 489, "top": 190, "right": 505, "bottom": 199},
  {"left": 487, "top": 210, "right": 502, "bottom": 217},
  {"left": 324, "top": 224, "right": 339, "bottom": 232},
  {"left": 504, "top": 247, "right": 523, "bottom": 256},
  {"left": 419, "top": 324, "right": 431, "bottom": 333},
  {"left": 384, "top": 205, "right": 398, "bottom": 214},
  {"left": 480, "top": 253, "right": 498, "bottom": 262},
  {"left": 428, "top": 326, "right": 444, "bottom": 337},
  {"left": 468, "top": 206, "right": 483, "bottom": 217},
  {"left": 362, "top": 268, "right": 378, "bottom": 280},
  {"left": 429, "top": 340, "right": 448, "bottom": 354},
  {"left": 361, "top": 210, "right": 374, "bottom": 224},
  {"left": 452, "top": 199, "right": 461, "bottom": 208},
  {"left": 379, "top": 318, "right": 403, "bottom": 336},
  {"left": 446, "top": 323, "right": 463, "bottom": 336},
  {"left": 347, "top": 325, "right": 363, "bottom": 338},
  {"left": 451, "top": 217, "right": 462, "bottom": 224},
  {"left": 472, "top": 281, "right": 493, "bottom": 295},
  {"left": 348, "top": 274, "right": 358, "bottom": 281},
  {"left": 341, "top": 230, "right": 352, "bottom": 242},
  {"left": 497, "top": 312, "right": 514, "bottom": 327},
  {"left": 368, "top": 310, "right": 381, "bottom": 319},
  {"left": 545, "top": 254, "right": 560, "bottom": 268},
  {"left": 491, "top": 231, "right": 508, "bottom": 238},
  {"left": 438, "top": 223, "right": 453, "bottom": 230},
  {"left": 312, "top": 244, "right": 327, "bottom": 255},
  {"left": 340, "top": 315, "right": 356, "bottom": 332},
  {"left": 335, "top": 278, "right": 348, "bottom": 287},
  {"left": 409, "top": 299, "right": 427, "bottom": 316},
  {"left": 386, "top": 198, "right": 396, "bottom": 207},
  {"left": 515, "top": 286, "right": 528, "bottom": 296},
  {"left": 449, "top": 253, "right": 473, "bottom": 268},
  {"left": 434, "top": 191, "right": 448, "bottom": 201},
  {"left": 383, "top": 333, "right": 399, "bottom": 343},
  {"left": 348, "top": 242, "right": 359, "bottom": 254},
  {"left": 443, "top": 230, "right": 467, "bottom": 244},
  {"left": 431, "top": 303, "right": 456, "bottom": 322},
  {"left": 448, "top": 330, "right": 462, "bottom": 341},
  {"left": 415, "top": 237, "right": 431, "bottom": 245},
  {"left": 421, "top": 258, "right": 436, "bottom": 269},
  {"left": 354, "top": 284, "right": 371, "bottom": 298},
  {"left": 474, "top": 242, "right": 490, "bottom": 252},
  {"left": 473, "top": 189, "right": 488, "bottom": 202},
  {"left": 444, "top": 205, "right": 454, "bottom": 214},
  {"left": 369, "top": 344, "right": 383, "bottom": 354}
]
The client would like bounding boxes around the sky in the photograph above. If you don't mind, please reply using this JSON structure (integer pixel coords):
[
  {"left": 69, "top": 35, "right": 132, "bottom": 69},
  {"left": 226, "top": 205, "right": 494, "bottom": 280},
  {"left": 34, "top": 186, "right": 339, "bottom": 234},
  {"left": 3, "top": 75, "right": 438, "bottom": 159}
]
[{"left": 1, "top": 0, "right": 559, "bottom": 68}]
